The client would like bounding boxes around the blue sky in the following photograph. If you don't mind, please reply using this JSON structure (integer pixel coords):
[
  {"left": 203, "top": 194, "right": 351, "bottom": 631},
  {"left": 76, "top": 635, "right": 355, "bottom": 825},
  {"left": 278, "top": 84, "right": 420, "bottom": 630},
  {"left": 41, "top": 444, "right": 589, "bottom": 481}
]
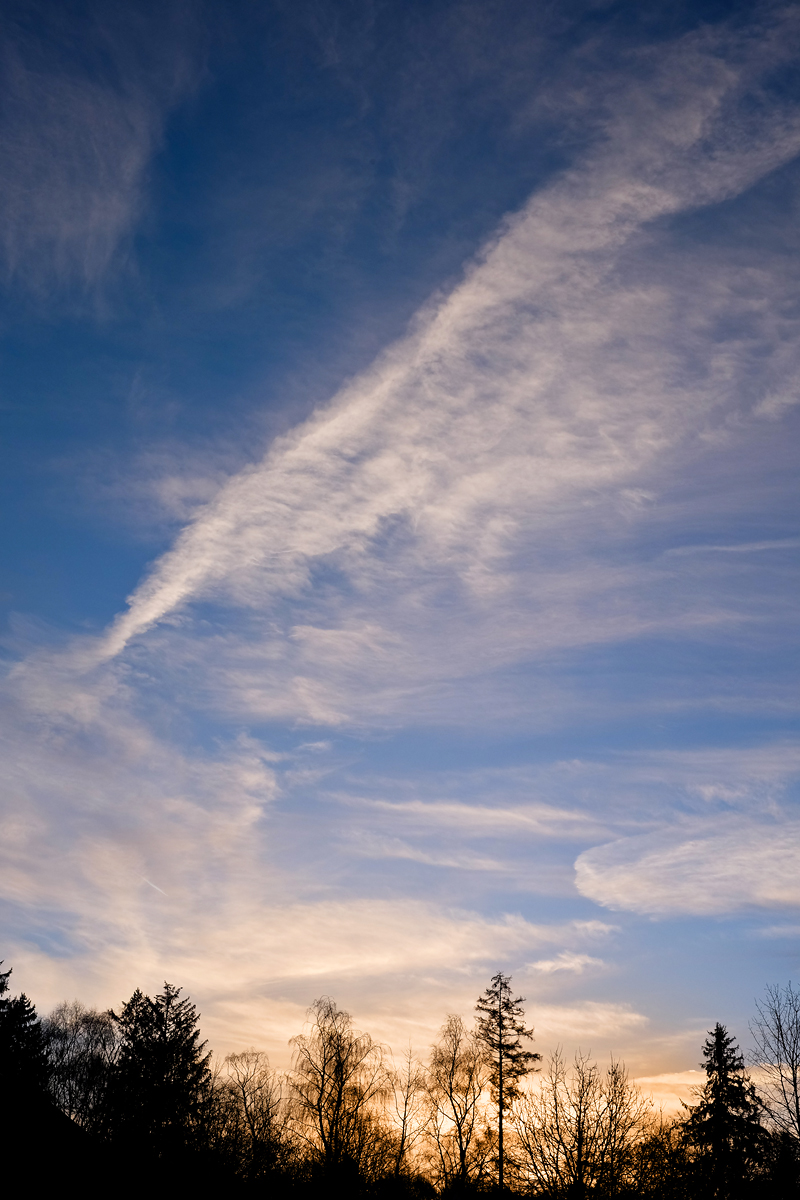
[{"left": 2, "top": 0, "right": 800, "bottom": 1093}]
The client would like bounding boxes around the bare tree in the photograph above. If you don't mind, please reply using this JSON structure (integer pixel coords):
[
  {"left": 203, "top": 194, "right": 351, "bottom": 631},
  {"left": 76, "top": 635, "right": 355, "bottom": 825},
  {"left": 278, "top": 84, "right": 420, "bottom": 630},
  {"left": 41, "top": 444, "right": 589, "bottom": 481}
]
[
  {"left": 221, "top": 1049, "right": 292, "bottom": 1179},
  {"left": 390, "top": 1044, "right": 429, "bottom": 1178},
  {"left": 425, "top": 1013, "right": 492, "bottom": 1193},
  {"left": 513, "top": 1048, "right": 652, "bottom": 1198},
  {"left": 750, "top": 982, "right": 800, "bottom": 1142},
  {"left": 289, "top": 996, "right": 391, "bottom": 1184},
  {"left": 594, "top": 1058, "right": 653, "bottom": 1196},
  {"left": 43, "top": 1000, "right": 118, "bottom": 1133}
]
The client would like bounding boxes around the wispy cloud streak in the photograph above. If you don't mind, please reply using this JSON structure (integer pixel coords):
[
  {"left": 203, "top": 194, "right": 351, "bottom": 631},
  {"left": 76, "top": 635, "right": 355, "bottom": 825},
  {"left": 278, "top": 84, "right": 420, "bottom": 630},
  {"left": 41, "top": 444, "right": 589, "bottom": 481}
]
[{"left": 70, "top": 12, "right": 800, "bottom": 730}]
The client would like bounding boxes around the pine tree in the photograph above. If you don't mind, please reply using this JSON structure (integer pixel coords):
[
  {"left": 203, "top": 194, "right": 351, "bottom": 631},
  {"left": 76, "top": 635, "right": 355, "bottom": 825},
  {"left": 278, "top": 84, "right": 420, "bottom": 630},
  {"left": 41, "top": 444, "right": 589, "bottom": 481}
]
[
  {"left": 684, "top": 1023, "right": 765, "bottom": 1198},
  {"left": 475, "top": 972, "right": 540, "bottom": 1193},
  {"left": 108, "top": 982, "right": 211, "bottom": 1159}
]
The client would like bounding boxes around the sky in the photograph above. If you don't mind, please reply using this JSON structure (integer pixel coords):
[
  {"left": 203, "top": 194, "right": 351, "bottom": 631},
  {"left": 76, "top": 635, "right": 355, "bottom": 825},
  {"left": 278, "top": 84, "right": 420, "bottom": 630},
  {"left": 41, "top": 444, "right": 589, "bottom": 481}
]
[{"left": 1, "top": 0, "right": 799, "bottom": 1098}]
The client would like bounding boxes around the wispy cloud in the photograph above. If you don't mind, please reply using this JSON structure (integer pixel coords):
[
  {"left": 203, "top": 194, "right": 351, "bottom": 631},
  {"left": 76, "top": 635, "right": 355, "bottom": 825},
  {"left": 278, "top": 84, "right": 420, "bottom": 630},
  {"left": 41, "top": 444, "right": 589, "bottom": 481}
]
[
  {"left": 88, "top": 24, "right": 794, "bottom": 633},
  {"left": 0, "top": 2, "right": 202, "bottom": 297},
  {"left": 575, "top": 817, "right": 800, "bottom": 916},
  {"left": 25, "top": 9, "right": 789, "bottom": 742},
  {"left": 530, "top": 952, "right": 605, "bottom": 975},
  {"left": 339, "top": 796, "right": 603, "bottom": 839},
  {"left": 571, "top": 740, "right": 800, "bottom": 915}
]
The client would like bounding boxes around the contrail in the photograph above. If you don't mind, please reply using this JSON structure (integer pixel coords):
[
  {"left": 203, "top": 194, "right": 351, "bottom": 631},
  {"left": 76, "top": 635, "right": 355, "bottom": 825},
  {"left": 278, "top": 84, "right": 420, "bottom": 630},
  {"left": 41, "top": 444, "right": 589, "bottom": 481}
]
[{"left": 142, "top": 876, "right": 167, "bottom": 895}]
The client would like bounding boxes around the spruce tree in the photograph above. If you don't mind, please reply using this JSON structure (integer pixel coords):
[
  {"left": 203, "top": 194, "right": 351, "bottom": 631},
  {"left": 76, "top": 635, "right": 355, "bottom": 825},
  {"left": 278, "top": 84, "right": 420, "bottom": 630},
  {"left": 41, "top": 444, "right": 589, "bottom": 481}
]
[
  {"left": 684, "top": 1023, "right": 765, "bottom": 1198},
  {"left": 108, "top": 982, "right": 211, "bottom": 1159},
  {"left": 0, "top": 962, "right": 49, "bottom": 1096},
  {"left": 475, "top": 972, "right": 540, "bottom": 1193}
]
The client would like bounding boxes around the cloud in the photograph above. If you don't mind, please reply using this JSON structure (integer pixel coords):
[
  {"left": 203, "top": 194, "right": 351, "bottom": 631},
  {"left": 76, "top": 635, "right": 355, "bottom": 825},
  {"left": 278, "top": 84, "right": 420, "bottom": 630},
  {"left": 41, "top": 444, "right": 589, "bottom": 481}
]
[
  {"left": 73, "top": 9, "right": 800, "bottom": 684},
  {"left": 575, "top": 817, "right": 800, "bottom": 915},
  {"left": 0, "top": 661, "right": 278, "bottom": 930},
  {"left": 635, "top": 1071, "right": 704, "bottom": 1115},
  {"left": 3, "top": 8, "right": 800, "bottom": 1070},
  {"left": 0, "top": 12, "right": 773, "bottom": 817},
  {"left": 5, "top": 887, "right": 620, "bottom": 1061},
  {"left": 345, "top": 831, "right": 509, "bottom": 872},
  {"left": 0, "top": 2, "right": 201, "bottom": 296},
  {"left": 570, "top": 740, "right": 800, "bottom": 915},
  {"left": 340, "top": 796, "right": 604, "bottom": 839},
  {"left": 530, "top": 1001, "right": 648, "bottom": 1044},
  {"left": 530, "top": 952, "right": 605, "bottom": 975},
  {"left": 665, "top": 539, "right": 800, "bottom": 557}
]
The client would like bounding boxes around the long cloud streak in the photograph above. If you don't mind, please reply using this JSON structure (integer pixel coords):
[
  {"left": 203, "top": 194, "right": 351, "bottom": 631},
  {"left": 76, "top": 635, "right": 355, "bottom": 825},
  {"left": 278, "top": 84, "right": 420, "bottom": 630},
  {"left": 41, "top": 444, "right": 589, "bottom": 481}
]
[{"left": 94, "top": 15, "right": 800, "bottom": 673}]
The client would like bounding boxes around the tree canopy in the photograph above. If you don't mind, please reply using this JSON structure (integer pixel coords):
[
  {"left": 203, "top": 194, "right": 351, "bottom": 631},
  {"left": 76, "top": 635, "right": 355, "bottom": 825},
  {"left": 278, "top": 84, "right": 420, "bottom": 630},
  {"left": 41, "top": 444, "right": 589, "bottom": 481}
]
[{"left": 4, "top": 958, "right": 800, "bottom": 1198}]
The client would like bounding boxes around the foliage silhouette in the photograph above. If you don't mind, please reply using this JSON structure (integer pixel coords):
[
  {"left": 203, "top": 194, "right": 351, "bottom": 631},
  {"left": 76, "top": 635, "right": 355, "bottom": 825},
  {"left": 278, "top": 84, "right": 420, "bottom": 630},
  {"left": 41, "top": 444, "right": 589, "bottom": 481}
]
[
  {"left": 10, "top": 962, "right": 800, "bottom": 1197},
  {"left": 2, "top": 962, "right": 114, "bottom": 1190},
  {"left": 44, "top": 1000, "right": 118, "bottom": 1134},
  {"left": 0, "top": 961, "right": 49, "bottom": 1096},
  {"left": 683, "top": 1023, "right": 765, "bottom": 1198},
  {"left": 215, "top": 1048, "right": 294, "bottom": 1181},
  {"left": 513, "top": 1047, "right": 652, "bottom": 1199},
  {"left": 107, "top": 981, "right": 212, "bottom": 1161}
]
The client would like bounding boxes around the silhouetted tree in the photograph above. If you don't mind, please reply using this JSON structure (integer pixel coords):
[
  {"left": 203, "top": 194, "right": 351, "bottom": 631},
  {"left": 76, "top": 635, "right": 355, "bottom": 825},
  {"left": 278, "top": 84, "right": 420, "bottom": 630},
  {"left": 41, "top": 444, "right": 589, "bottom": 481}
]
[
  {"left": 513, "top": 1048, "right": 652, "bottom": 1199},
  {"left": 390, "top": 1046, "right": 428, "bottom": 1180},
  {"left": 44, "top": 1000, "right": 118, "bottom": 1134},
  {"left": 218, "top": 1048, "right": 293, "bottom": 1181},
  {"left": 107, "top": 982, "right": 212, "bottom": 1161},
  {"left": 683, "top": 1024, "right": 765, "bottom": 1198},
  {"left": 290, "top": 996, "right": 392, "bottom": 1189},
  {"left": 632, "top": 1117, "right": 693, "bottom": 1200},
  {"left": 1, "top": 965, "right": 112, "bottom": 1188},
  {"left": 0, "top": 961, "right": 49, "bottom": 1096},
  {"left": 475, "top": 972, "right": 540, "bottom": 1192},
  {"left": 425, "top": 1014, "right": 491, "bottom": 1194},
  {"left": 750, "top": 981, "right": 800, "bottom": 1143},
  {"left": 761, "top": 1129, "right": 800, "bottom": 1200}
]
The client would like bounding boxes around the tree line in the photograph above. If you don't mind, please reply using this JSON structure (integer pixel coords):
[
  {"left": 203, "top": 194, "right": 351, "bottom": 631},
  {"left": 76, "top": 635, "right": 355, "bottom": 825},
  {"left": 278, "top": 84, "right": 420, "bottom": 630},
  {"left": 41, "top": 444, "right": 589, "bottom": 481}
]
[{"left": 2, "top": 961, "right": 800, "bottom": 1197}]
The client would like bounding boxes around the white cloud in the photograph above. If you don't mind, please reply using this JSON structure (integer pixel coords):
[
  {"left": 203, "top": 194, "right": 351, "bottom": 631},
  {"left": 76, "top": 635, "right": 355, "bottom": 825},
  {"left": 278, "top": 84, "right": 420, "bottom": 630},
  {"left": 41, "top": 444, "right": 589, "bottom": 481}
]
[
  {"left": 345, "top": 831, "right": 509, "bottom": 872},
  {"left": 70, "top": 9, "right": 800, "bottom": 705},
  {"left": 530, "top": 952, "right": 605, "bottom": 975},
  {"left": 530, "top": 1001, "right": 648, "bottom": 1044},
  {"left": 575, "top": 818, "right": 800, "bottom": 915},
  {"left": 6, "top": 894, "right": 619, "bottom": 1062}
]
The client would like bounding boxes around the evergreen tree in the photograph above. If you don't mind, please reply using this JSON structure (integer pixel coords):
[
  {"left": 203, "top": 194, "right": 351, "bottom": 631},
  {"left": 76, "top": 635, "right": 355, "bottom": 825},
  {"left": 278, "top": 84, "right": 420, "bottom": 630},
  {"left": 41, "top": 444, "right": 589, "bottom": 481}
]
[
  {"left": 475, "top": 972, "right": 540, "bottom": 1193},
  {"left": 683, "top": 1023, "right": 765, "bottom": 1198},
  {"left": 0, "top": 961, "right": 49, "bottom": 1096},
  {"left": 108, "top": 982, "right": 211, "bottom": 1159}
]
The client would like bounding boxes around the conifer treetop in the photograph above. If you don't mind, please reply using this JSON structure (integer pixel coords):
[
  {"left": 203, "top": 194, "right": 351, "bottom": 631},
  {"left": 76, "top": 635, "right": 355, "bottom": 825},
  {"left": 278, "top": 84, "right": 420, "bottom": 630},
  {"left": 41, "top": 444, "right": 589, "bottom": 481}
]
[{"left": 475, "top": 972, "right": 541, "bottom": 1100}]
